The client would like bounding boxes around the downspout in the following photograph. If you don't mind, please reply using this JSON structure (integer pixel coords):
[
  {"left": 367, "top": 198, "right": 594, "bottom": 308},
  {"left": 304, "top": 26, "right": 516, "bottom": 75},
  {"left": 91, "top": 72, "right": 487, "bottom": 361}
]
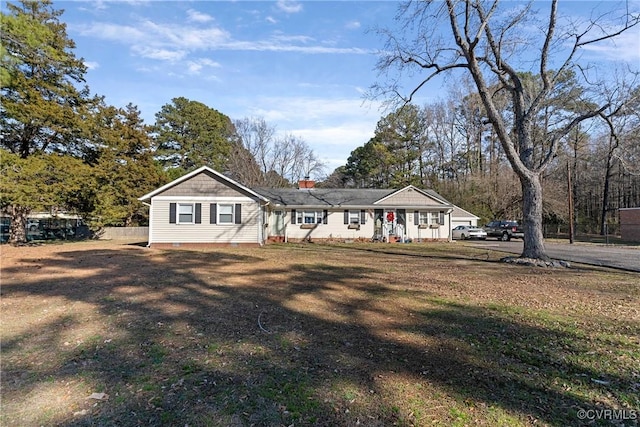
[
  {"left": 260, "top": 201, "right": 270, "bottom": 246},
  {"left": 446, "top": 208, "right": 453, "bottom": 242},
  {"left": 142, "top": 201, "right": 152, "bottom": 247}
]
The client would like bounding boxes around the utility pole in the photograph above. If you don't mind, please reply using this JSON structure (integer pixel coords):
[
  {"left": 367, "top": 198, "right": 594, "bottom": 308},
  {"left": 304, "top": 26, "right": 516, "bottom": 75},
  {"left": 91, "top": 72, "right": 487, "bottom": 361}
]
[{"left": 567, "top": 161, "right": 574, "bottom": 244}]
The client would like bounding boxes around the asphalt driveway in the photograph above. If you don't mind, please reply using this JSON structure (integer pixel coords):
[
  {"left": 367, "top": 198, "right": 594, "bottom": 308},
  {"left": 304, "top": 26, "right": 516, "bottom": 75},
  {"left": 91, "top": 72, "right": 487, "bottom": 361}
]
[{"left": 465, "top": 240, "right": 640, "bottom": 272}]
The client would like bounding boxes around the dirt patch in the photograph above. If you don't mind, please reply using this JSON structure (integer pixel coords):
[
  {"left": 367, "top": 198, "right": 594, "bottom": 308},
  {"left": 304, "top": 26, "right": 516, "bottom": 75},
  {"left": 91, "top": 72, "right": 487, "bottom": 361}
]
[{"left": 1, "top": 241, "right": 638, "bottom": 426}]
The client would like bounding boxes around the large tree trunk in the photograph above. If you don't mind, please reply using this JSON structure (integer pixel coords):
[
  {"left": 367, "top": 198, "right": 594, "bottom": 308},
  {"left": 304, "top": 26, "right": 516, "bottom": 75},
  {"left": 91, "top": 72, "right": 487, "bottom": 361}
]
[
  {"left": 8, "top": 205, "right": 30, "bottom": 245},
  {"left": 520, "top": 173, "right": 548, "bottom": 260}
]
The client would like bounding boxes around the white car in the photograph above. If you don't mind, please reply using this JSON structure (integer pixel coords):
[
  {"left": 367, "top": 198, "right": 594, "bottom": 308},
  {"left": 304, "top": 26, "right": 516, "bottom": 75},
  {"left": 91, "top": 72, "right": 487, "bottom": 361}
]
[{"left": 452, "top": 225, "right": 487, "bottom": 240}]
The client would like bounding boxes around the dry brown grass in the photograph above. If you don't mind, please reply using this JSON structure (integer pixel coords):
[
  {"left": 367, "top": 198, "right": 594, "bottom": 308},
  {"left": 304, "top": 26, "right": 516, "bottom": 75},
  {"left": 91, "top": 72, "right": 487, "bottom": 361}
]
[{"left": 1, "top": 240, "right": 638, "bottom": 426}]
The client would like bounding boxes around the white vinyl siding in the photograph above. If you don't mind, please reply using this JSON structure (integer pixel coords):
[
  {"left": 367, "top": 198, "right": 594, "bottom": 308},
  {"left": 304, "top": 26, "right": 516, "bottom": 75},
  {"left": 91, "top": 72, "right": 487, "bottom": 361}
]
[
  {"left": 276, "top": 208, "right": 451, "bottom": 241},
  {"left": 281, "top": 209, "right": 374, "bottom": 240},
  {"left": 150, "top": 197, "right": 261, "bottom": 244}
]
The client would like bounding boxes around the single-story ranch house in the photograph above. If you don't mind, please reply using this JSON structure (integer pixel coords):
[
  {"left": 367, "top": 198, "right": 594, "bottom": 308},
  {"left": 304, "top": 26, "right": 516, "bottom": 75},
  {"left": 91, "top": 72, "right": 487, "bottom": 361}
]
[{"left": 138, "top": 166, "right": 478, "bottom": 248}]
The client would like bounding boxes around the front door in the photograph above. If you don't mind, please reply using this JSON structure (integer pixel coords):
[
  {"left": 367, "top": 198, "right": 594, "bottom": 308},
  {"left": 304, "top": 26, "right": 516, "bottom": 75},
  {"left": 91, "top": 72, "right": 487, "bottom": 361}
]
[{"left": 385, "top": 210, "right": 396, "bottom": 236}]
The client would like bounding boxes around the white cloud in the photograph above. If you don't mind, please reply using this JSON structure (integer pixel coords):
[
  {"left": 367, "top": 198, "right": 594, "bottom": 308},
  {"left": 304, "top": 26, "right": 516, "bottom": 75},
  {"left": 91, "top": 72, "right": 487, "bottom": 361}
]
[
  {"left": 345, "top": 21, "right": 361, "bottom": 30},
  {"left": 187, "top": 9, "right": 214, "bottom": 23},
  {"left": 276, "top": 0, "right": 303, "bottom": 14},
  {"left": 131, "top": 45, "right": 186, "bottom": 62},
  {"left": 271, "top": 32, "right": 314, "bottom": 44},
  {"left": 580, "top": 28, "right": 640, "bottom": 61},
  {"left": 186, "top": 58, "right": 222, "bottom": 75},
  {"left": 84, "top": 61, "right": 100, "bottom": 70},
  {"left": 242, "top": 96, "right": 383, "bottom": 170},
  {"left": 77, "top": 19, "right": 369, "bottom": 60},
  {"left": 266, "top": 16, "right": 278, "bottom": 24},
  {"left": 76, "top": 21, "right": 229, "bottom": 61}
]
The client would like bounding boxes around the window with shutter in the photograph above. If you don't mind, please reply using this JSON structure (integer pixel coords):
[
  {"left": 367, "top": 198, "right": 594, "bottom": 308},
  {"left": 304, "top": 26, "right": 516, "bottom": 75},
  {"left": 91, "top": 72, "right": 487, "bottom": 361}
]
[
  {"left": 218, "top": 204, "right": 234, "bottom": 224},
  {"left": 171, "top": 203, "right": 197, "bottom": 224}
]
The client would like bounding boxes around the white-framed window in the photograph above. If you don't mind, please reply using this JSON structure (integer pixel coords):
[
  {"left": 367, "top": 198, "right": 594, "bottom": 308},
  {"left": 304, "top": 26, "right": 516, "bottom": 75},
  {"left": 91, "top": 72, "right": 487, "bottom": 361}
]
[
  {"left": 349, "top": 210, "right": 361, "bottom": 224},
  {"left": 218, "top": 204, "right": 234, "bottom": 224},
  {"left": 418, "top": 211, "right": 429, "bottom": 225},
  {"left": 418, "top": 211, "right": 440, "bottom": 225},
  {"left": 178, "top": 203, "right": 195, "bottom": 224},
  {"left": 430, "top": 212, "right": 440, "bottom": 225},
  {"left": 297, "top": 210, "right": 323, "bottom": 224}
]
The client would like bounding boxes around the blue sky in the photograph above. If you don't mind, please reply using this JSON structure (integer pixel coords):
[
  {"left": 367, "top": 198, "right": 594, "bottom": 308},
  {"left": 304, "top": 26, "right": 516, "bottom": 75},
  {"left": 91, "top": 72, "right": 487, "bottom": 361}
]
[{"left": 56, "top": 0, "right": 640, "bottom": 175}]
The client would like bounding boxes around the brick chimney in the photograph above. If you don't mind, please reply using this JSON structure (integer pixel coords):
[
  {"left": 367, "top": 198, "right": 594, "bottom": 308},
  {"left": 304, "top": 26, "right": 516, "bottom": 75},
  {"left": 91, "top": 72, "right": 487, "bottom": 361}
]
[{"left": 298, "top": 177, "right": 315, "bottom": 189}]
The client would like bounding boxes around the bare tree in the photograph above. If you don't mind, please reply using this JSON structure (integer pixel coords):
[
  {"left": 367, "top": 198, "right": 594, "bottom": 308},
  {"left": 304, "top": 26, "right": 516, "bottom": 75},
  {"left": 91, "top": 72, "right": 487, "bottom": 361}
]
[
  {"left": 229, "top": 117, "right": 273, "bottom": 186},
  {"left": 370, "top": 0, "right": 639, "bottom": 260},
  {"left": 232, "top": 117, "right": 325, "bottom": 187},
  {"left": 596, "top": 78, "right": 640, "bottom": 234}
]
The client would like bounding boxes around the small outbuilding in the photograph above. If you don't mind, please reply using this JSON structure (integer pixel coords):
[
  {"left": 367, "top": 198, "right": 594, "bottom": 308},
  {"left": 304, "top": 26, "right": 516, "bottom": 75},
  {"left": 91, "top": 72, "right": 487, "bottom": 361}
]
[{"left": 619, "top": 207, "right": 640, "bottom": 242}]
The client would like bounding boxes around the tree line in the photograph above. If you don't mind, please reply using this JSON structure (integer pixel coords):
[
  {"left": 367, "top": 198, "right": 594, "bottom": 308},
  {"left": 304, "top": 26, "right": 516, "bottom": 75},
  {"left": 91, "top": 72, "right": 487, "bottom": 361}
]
[
  {"left": 0, "top": 1, "right": 324, "bottom": 244},
  {"left": 2, "top": 0, "right": 638, "bottom": 259},
  {"left": 359, "top": 0, "right": 639, "bottom": 260},
  {"left": 324, "top": 80, "right": 640, "bottom": 237}
]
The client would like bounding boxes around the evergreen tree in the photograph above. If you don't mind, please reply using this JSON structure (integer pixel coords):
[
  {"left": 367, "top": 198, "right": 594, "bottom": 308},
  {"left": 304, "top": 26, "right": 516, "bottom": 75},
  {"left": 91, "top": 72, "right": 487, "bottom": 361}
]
[
  {"left": 1, "top": 0, "right": 92, "bottom": 158},
  {"left": 1, "top": 0, "right": 95, "bottom": 243},
  {"left": 0, "top": 151, "right": 94, "bottom": 244},
  {"left": 153, "top": 97, "right": 237, "bottom": 174},
  {"left": 90, "top": 102, "right": 168, "bottom": 227}
]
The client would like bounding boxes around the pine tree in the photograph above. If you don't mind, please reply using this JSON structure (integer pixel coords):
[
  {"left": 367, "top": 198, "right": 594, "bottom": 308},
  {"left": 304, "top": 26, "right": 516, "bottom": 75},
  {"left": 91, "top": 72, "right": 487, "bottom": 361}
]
[{"left": 1, "top": 0, "right": 94, "bottom": 243}]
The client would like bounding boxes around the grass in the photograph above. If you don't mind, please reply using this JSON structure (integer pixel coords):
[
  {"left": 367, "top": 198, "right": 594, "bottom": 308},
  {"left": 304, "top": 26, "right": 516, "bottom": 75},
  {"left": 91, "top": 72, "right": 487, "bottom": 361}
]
[{"left": 1, "top": 240, "right": 638, "bottom": 426}]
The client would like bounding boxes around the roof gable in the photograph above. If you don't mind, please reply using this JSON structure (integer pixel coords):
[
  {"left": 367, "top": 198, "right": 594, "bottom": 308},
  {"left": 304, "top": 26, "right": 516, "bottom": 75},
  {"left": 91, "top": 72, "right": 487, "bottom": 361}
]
[
  {"left": 374, "top": 185, "right": 451, "bottom": 207},
  {"left": 139, "top": 166, "right": 268, "bottom": 202},
  {"left": 451, "top": 205, "right": 480, "bottom": 219}
]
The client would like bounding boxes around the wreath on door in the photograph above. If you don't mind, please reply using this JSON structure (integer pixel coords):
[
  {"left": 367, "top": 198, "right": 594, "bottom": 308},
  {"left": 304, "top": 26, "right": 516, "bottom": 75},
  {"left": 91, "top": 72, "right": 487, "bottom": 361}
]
[{"left": 386, "top": 212, "right": 395, "bottom": 222}]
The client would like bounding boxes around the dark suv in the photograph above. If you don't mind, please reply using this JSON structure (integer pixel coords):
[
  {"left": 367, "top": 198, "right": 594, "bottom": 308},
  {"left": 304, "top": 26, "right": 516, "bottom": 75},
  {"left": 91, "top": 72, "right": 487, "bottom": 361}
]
[{"left": 483, "top": 220, "right": 524, "bottom": 241}]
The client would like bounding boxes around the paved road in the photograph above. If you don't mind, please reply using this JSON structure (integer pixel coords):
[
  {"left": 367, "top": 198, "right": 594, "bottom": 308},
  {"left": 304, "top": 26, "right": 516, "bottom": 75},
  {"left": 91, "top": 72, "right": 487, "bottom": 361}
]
[{"left": 465, "top": 240, "right": 640, "bottom": 272}]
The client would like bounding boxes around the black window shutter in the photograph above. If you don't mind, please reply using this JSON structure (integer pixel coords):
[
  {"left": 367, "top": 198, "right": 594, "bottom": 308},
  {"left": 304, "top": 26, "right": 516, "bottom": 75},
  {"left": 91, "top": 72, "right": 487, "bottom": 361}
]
[
  {"left": 235, "top": 204, "right": 242, "bottom": 224},
  {"left": 195, "top": 203, "right": 201, "bottom": 224},
  {"left": 414, "top": 211, "right": 419, "bottom": 225},
  {"left": 360, "top": 210, "right": 366, "bottom": 224},
  {"left": 210, "top": 204, "right": 217, "bottom": 224},
  {"left": 344, "top": 210, "right": 349, "bottom": 224},
  {"left": 291, "top": 209, "right": 296, "bottom": 224},
  {"left": 439, "top": 211, "right": 445, "bottom": 225},
  {"left": 323, "top": 210, "right": 328, "bottom": 224},
  {"left": 169, "top": 203, "right": 177, "bottom": 223}
]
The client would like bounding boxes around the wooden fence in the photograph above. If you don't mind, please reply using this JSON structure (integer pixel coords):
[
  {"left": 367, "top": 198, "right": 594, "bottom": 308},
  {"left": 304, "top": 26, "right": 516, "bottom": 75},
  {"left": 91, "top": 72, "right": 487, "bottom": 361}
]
[{"left": 99, "top": 227, "right": 148, "bottom": 240}]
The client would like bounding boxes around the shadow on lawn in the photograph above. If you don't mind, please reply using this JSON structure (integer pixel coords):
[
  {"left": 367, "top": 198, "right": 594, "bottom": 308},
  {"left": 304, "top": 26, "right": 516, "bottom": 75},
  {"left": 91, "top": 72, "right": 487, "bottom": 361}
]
[{"left": 1, "top": 245, "right": 636, "bottom": 426}]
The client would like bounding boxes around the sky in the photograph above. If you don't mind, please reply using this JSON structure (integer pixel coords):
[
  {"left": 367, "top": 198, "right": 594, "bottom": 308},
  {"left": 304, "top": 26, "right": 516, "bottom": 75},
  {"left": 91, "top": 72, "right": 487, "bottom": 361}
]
[{"left": 53, "top": 0, "right": 640, "bottom": 176}]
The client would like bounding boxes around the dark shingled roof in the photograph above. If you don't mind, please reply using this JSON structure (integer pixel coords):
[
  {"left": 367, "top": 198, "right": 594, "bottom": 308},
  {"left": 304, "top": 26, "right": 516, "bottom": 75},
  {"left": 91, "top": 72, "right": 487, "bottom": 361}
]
[{"left": 252, "top": 187, "right": 452, "bottom": 208}]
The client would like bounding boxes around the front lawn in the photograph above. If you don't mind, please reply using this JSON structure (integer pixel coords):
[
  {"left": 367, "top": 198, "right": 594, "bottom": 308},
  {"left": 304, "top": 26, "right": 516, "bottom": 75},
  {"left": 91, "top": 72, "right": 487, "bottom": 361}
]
[{"left": 1, "top": 241, "right": 638, "bottom": 426}]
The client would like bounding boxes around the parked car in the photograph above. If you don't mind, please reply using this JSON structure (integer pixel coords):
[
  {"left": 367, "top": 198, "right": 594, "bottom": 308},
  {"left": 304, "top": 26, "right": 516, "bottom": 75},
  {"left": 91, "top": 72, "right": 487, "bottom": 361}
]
[
  {"left": 27, "top": 219, "right": 40, "bottom": 233},
  {"left": 452, "top": 225, "right": 487, "bottom": 240},
  {"left": 483, "top": 220, "right": 524, "bottom": 241}
]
